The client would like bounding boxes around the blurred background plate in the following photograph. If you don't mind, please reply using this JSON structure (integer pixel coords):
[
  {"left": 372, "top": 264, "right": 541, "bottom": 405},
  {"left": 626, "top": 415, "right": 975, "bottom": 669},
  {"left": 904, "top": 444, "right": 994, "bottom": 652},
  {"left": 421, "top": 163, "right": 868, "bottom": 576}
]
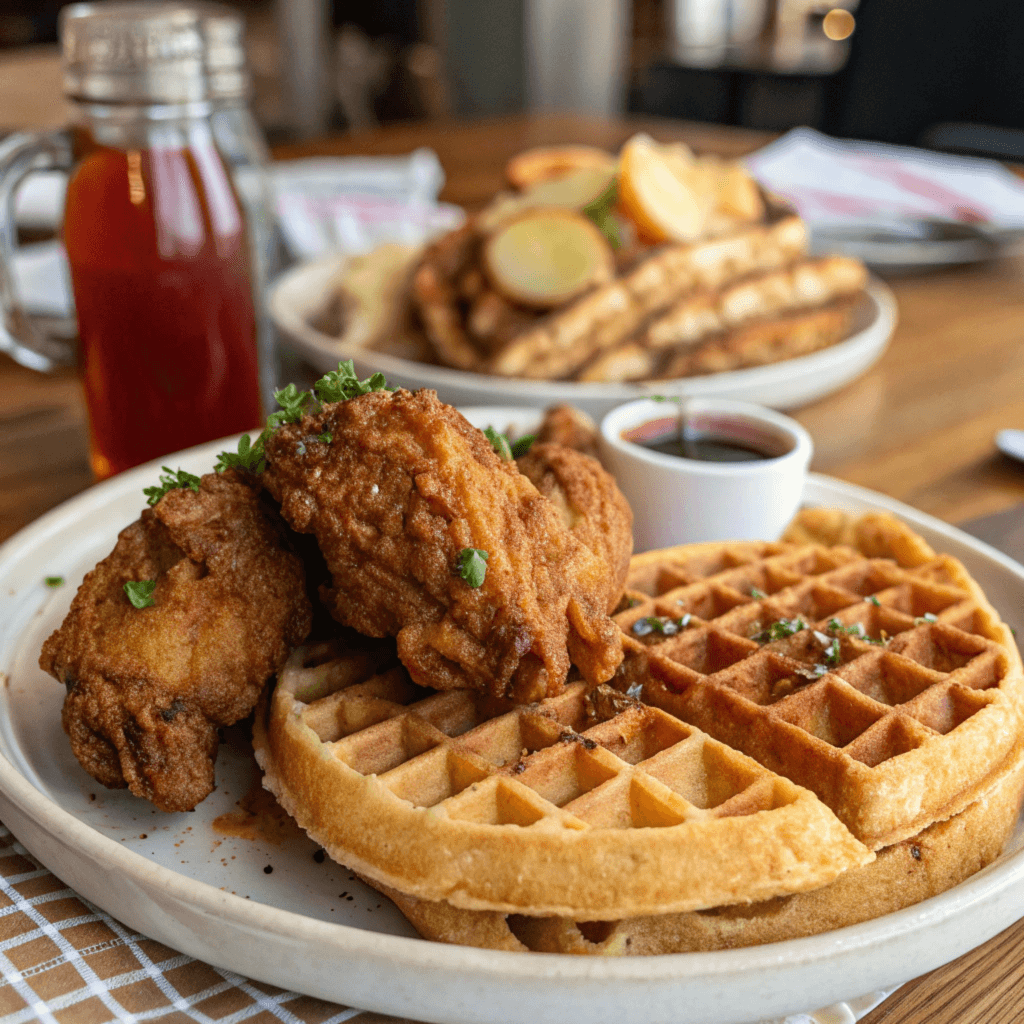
[{"left": 269, "top": 255, "right": 897, "bottom": 419}]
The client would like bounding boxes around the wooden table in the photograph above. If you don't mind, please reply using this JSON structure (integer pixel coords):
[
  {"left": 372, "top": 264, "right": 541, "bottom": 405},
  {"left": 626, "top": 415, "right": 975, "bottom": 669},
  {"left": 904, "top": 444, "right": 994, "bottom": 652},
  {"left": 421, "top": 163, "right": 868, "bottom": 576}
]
[{"left": 2, "top": 113, "right": 1024, "bottom": 1023}]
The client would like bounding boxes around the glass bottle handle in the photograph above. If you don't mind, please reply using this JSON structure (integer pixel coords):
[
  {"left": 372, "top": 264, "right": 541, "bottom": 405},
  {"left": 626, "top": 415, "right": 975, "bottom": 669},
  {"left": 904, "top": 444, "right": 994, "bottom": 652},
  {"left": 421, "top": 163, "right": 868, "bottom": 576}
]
[{"left": 0, "top": 130, "right": 75, "bottom": 371}]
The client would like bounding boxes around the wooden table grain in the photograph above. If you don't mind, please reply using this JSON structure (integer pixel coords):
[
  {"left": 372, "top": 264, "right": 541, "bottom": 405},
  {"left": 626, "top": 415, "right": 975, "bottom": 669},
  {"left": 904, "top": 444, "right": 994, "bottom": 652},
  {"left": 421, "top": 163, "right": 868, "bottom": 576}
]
[{"left": 2, "top": 113, "right": 1024, "bottom": 1023}]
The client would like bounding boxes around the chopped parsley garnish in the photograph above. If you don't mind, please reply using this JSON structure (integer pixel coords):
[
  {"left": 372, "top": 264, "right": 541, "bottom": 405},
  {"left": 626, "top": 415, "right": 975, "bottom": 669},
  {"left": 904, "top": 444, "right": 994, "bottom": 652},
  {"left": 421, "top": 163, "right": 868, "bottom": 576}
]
[
  {"left": 123, "top": 579, "right": 157, "bottom": 609},
  {"left": 484, "top": 426, "right": 513, "bottom": 461},
  {"left": 216, "top": 431, "right": 267, "bottom": 475},
  {"left": 314, "top": 360, "right": 392, "bottom": 403},
  {"left": 753, "top": 617, "right": 807, "bottom": 644},
  {"left": 484, "top": 427, "right": 536, "bottom": 461},
  {"left": 795, "top": 664, "right": 829, "bottom": 680},
  {"left": 458, "top": 548, "right": 489, "bottom": 588},
  {"left": 582, "top": 179, "right": 620, "bottom": 248},
  {"left": 632, "top": 614, "right": 691, "bottom": 637},
  {"left": 750, "top": 587, "right": 767, "bottom": 600},
  {"left": 826, "top": 617, "right": 887, "bottom": 647},
  {"left": 215, "top": 361, "right": 392, "bottom": 475},
  {"left": 143, "top": 466, "right": 200, "bottom": 507},
  {"left": 868, "top": 595, "right": 881, "bottom": 607},
  {"left": 510, "top": 434, "right": 536, "bottom": 458},
  {"left": 44, "top": 576, "right": 64, "bottom": 588},
  {"left": 824, "top": 637, "right": 841, "bottom": 666},
  {"left": 914, "top": 612, "right": 939, "bottom": 625}
]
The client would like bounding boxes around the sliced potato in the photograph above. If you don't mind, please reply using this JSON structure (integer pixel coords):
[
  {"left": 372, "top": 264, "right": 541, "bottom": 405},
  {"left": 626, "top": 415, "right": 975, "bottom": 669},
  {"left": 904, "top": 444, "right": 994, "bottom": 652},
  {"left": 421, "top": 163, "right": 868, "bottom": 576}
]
[
  {"left": 618, "top": 134, "right": 709, "bottom": 243},
  {"left": 505, "top": 145, "right": 617, "bottom": 190},
  {"left": 482, "top": 208, "right": 614, "bottom": 309},
  {"left": 717, "top": 161, "right": 765, "bottom": 221},
  {"left": 477, "top": 165, "right": 617, "bottom": 235}
]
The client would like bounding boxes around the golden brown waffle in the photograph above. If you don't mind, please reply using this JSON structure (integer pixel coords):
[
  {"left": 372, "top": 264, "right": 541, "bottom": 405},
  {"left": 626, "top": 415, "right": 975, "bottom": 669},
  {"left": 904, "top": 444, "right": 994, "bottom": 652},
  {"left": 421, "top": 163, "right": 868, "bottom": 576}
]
[
  {"left": 488, "top": 216, "right": 808, "bottom": 379},
  {"left": 411, "top": 215, "right": 808, "bottom": 378},
  {"left": 611, "top": 516, "right": 1024, "bottom": 850},
  {"left": 254, "top": 641, "right": 871, "bottom": 919},
  {"left": 577, "top": 255, "right": 866, "bottom": 382},
  {"left": 366, "top": 740, "right": 1024, "bottom": 954}
]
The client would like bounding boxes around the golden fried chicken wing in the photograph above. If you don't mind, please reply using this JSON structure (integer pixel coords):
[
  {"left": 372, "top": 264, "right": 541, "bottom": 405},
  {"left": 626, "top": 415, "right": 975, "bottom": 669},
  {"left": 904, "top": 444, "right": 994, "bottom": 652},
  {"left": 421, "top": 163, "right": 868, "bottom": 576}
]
[
  {"left": 39, "top": 471, "right": 312, "bottom": 812},
  {"left": 262, "top": 389, "right": 623, "bottom": 701},
  {"left": 516, "top": 442, "right": 632, "bottom": 613}
]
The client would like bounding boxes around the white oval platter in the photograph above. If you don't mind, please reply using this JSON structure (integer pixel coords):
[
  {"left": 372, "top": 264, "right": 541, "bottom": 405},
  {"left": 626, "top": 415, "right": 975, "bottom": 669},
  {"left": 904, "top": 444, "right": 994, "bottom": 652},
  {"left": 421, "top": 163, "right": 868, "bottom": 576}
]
[
  {"left": 0, "top": 410, "right": 1021, "bottom": 1024},
  {"left": 268, "top": 254, "right": 897, "bottom": 419}
]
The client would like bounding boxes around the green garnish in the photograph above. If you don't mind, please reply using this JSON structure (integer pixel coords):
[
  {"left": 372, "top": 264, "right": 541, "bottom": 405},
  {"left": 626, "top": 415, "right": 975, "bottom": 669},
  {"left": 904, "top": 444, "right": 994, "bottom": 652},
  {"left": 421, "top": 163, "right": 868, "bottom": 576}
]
[
  {"left": 510, "top": 434, "right": 536, "bottom": 459},
  {"left": 825, "top": 618, "right": 886, "bottom": 646},
  {"left": 582, "top": 179, "right": 620, "bottom": 248},
  {"left": 795, "top": 663, "right": 829, "bottom": 680},
  {"left": 632, "top": 614, "right": 692, "bottom": 637},
  {"left": 914, "top": 612, "right": 938, "bottom": 626},
  {"left": 458, "top": 548, "right": 489, "bottom": 588},
  {"left": 484, "top": 427, "right": 537, "bottom": 461},
  {"left": 484, "top": 426, "right": 513, "bottom": 461},
  {"left": 143, "top": 467, "right": 201, "bottom": 507},
  {"left": 314, "top": 360, "right": 392, "bottom": 403},
  {"left": 266, "top": 383, "right": 315, "bottom": 429},
  {"left": 216, "top": 431, "right": 267, "bottom": 475},
  {"left": 216, "top": 362, "right": 392, "bottom": 475},
  {"left": 868, "top": 595, "right": 881, "bottom": 607},
  {"left": 123, "top": 579, "right": 157, "bottom": 609},
  {"left": 750, "top": 587, "right": 767, "bottom": 600},
  {"left": 753, "top": 617, "right": 807, "bottom": 644},
  {"left": 44, "top": 576, "right": 64, "bottom": 588}
]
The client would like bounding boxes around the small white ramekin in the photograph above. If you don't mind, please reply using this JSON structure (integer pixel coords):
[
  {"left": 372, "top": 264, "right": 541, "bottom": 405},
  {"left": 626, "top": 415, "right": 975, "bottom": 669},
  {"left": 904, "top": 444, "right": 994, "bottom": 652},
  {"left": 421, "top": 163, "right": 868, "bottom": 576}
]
[{"left": 599, "top": 397, "right": 813, "bottom": 551}]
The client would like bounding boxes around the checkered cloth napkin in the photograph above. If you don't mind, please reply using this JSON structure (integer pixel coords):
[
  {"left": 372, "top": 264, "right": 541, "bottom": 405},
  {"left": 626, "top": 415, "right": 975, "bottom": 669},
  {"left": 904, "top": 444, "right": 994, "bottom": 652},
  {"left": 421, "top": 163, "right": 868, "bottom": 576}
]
[
  {"left": 0, "top": 823, "right": 418, "bottom": 1024},
  {"left": 0, "top": 819, "right": 889, "bottom": 1024}
]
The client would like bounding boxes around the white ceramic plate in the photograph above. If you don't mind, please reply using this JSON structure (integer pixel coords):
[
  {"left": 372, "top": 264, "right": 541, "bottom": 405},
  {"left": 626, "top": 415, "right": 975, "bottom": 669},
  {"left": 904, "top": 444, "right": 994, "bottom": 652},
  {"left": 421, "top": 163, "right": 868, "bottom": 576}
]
[
  {"left": 0, "top": 413, "right": 1022, "bottom": 1024},
  {"left": 268, "top": 255, "right": 897, "bottom": 419}
]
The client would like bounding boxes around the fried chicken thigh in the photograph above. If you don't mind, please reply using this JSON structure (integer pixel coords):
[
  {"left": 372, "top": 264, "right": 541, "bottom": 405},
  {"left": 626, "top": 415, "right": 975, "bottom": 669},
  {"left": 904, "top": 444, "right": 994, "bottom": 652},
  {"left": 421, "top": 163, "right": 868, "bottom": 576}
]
[
  {"left": 40, "top": 471, "right": 312, "bottom": 812},
  {"left": 262, "top": 389, "right": 624, "bottom": 701},
  {"left": 516, "top": 442, "right": 632, "bottom": 613}
]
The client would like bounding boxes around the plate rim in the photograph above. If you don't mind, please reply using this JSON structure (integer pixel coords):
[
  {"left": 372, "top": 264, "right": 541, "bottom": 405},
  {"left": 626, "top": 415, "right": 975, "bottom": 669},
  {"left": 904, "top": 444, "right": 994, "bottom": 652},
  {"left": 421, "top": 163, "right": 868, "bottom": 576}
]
[
  {"left": 267, "top": 254, "right": 897, "bottom": 403},
  {"left": 1, "top": 427, "right": 1023, "bottom": 1012}
]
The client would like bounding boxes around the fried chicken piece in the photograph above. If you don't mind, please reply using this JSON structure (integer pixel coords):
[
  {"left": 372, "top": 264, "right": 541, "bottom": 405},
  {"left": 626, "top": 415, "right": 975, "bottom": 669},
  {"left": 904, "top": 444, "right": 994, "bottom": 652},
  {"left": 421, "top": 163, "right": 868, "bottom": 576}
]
[
  {"left": 39, "top": 471, "right": 312, "bottom": 812},
  {"left": 516, "top": 442, "right": 632, "bottom": 613},
  {"left": 534, "top": 404, "right": 600, "bottom": 458},
  {"left": 262, "top": 389, "right": 624, "bottom": 701}
]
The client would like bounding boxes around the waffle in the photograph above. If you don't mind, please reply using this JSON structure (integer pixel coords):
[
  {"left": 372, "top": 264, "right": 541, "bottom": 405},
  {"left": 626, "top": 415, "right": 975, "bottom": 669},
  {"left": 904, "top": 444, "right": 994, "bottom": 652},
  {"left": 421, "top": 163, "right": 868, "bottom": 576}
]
[
  {"left": 254, "top": 642, "right": 871, "bottom": 919},
  {"left": 611, "top": 514, "right": 1024, "bottom": 849},
  {"left": 364, "top": 740, "right": 1024, "bottom": 953},
  {"left": 488, "top": 215, "right": 808, "bottom": 380},
  {"left": 577, "top": 255, "right": 867, "bottom": 382},
  {"left": 411, "top": 215, "right": 808, "bottom": 378}
]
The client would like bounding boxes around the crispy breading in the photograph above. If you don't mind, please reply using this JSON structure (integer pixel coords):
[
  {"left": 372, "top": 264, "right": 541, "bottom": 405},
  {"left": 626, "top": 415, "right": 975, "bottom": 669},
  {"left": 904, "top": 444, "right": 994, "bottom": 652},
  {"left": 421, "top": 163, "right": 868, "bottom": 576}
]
[
  {"left": 39, "top": 471, "right": 312, "bottom": 812},
  {"left": 261, "top": 389, "right": 624, "bottom": 701},
  {"left": 533, "top": 404, "right": 600, "bottom": 458},
  {"left": 516, "top": 442, "right": 632, "bottom": 612}
]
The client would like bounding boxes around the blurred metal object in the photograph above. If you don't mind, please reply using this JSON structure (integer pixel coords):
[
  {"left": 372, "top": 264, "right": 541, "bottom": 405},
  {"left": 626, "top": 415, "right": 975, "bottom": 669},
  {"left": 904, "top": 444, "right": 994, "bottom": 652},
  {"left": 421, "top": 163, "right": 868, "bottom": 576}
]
[
  {"left": 666, "top": 0, "right": 769, "bottom": 64},
  {"left": 61, "top": 2, "right": 208, "bottom": 104},
  {"left": 275, "top": 0, "right": 332, "bottom": 137},
  {"left": 773, "top": 0, "right": 858, "bottom": 68},
  {"left": 335, "top": 24, "right": 388, "bottom": 130},
  {"left": 201, "top": 2, "right": 250, "bottom": 100},
  {"left": 525, "top": 0, "right": 630, "bottom": 115}
]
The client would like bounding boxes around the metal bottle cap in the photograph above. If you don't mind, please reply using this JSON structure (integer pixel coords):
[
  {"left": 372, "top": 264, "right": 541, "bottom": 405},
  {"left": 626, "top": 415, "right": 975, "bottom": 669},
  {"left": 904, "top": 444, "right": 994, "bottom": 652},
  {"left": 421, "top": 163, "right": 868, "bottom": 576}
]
[{"left": 60, "top": 2, "right": 250, "bottom": 105}]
